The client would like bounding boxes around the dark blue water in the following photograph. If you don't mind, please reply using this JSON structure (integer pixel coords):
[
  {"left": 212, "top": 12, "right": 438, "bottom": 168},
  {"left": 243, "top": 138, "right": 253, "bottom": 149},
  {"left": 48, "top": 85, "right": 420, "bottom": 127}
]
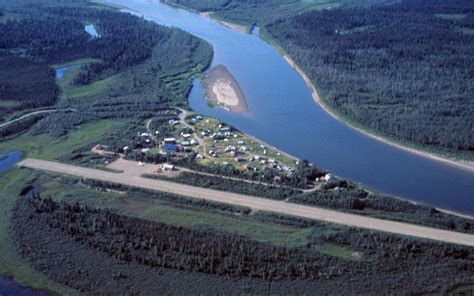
[
  {"left": 0, "top": 151, "right": 23, "bottom": 174},
  {"left": 55, "top": 64, "right": 80, "bottom": 80},
  {"left": 0, "top": 276, "right": 49, "bottom": 296},
  {"left": 107, "top": 0, "right": 473, "bottom": 214}
]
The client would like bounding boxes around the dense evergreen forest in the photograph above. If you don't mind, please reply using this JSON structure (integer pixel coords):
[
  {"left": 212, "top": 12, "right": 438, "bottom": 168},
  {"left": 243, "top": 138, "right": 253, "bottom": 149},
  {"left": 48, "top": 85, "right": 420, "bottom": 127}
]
[
  {"left": 266, "top": 0, "right": 474, "bottom": 152},
  {"left": 12, "top": 195, "right": 474, "bottom": 294},
  {"left": 0, "top": 2, "right": 212, "bottom": 136},
  {"left": 168, "top": 0, "right": 474, "bottom": 156}
]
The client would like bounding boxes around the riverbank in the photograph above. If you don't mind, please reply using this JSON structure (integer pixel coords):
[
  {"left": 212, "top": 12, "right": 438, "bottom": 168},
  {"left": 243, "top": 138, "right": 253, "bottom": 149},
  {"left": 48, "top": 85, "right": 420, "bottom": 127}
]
[
  {"left": 199, "top": 12, "right": 249, "bottom": 33},
  {"left": 280, "top": 52, "right": 474, "bottom": 173},
  {"left": 205, "top": 65, "right": 249, "bottom": 113},
  {"left": 188, "top": 13, "right": 474, "bottom": 172}
]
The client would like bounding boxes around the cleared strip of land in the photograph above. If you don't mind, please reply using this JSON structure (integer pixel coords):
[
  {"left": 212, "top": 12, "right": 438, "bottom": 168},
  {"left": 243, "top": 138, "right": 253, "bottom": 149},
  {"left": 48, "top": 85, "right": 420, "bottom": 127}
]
[
  {"left": 18, "top": 158, "right": 474, "bottom": 247},
  {"left": 0, "top": 109, "right": 75, "bottom": 128}
]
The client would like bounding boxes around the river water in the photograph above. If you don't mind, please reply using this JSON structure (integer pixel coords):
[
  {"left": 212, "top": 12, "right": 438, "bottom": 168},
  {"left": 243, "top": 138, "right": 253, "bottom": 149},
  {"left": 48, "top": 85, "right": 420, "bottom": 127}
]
[{"left": 108, "top": 0, "right": 472, "bottom": 214}]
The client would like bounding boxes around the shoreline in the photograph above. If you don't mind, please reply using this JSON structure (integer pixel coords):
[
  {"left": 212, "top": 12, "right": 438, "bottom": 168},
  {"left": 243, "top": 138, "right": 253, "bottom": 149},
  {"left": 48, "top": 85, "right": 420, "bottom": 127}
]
[
  {"left": 174, "top": 12, "right": 474, "bottom": 173},
  {"left": 199, "top": 12, "right": 249, "bottom": 34},
  {"left": 281, "top": 54, "right": 474, "bottom": 173},
  {"left": 92, "top": 0, "right": 140, "bottom": 13}
]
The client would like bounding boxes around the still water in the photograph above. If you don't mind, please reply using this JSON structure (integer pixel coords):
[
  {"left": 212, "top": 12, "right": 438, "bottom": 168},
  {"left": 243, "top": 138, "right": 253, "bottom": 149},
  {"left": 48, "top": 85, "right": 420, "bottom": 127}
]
[
  {"left": 106, "top": 0, "right": 473, "bottom": 214},
  {"left": 84, "top": 24, "right": 100, "bottom": 38},
  {"left": 0, "top": 276, "right": 49, "bottom": 296},
  {"left": 0, "top": 151, "right": 22, "bottom": 174},
  {"left": 55, "top": 64, "right": 80, "bottom": 80}
]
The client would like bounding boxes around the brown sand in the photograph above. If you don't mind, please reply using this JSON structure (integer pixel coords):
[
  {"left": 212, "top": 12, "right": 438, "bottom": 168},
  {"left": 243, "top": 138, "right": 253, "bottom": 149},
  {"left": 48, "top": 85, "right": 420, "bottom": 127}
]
[{"left": 205, "top": 65, "right": 249, "bottom": 113}]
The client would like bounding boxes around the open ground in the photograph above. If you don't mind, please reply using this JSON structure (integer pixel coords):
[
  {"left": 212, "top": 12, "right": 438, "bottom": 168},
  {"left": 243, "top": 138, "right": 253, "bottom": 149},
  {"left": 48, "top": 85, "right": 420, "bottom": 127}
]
[{"left": 18, "top": 158, "right": 474, "bottom": 247}]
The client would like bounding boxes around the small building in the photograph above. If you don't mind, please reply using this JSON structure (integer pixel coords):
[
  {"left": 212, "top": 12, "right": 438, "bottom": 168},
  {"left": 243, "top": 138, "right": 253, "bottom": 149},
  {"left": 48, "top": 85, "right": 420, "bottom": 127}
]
[
  {"left": 181, "top": 141, "right": 191, "bottom": 146},
  {"left": 94, "top": 144, "right": 108, "bottom": 151},
  {"left": 224, "top": 145, "right": 236, "bottom": 152},
  {"left": 164, "top": 137, "right": 176, "bottom": 144},
  {"left": 182, "top": 133, "right": 192, "bottom": 139},
  {"left": 162, "top": 164, "right": 175, "bottom": 172},
  {"left": 190, "top": 139, "right": 198, "bottom": 145},
  {"left": 324, "top": 174, "right": 332, "bottom": 182},
  {"left": 163, "top": 143, "right": 179, "bottom": 152},
  {"left": 168, "top": 119, "right": 180, "bottom": 125},
  {"left": 141, "top": 132, "right": 150, "bottom": 138}
]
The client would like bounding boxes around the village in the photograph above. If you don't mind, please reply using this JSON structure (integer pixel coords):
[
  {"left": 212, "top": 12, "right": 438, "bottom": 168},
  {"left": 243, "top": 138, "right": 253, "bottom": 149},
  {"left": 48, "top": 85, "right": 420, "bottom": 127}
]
[{"left": 90, "top": 109, "right": 335, "bottom": 188}]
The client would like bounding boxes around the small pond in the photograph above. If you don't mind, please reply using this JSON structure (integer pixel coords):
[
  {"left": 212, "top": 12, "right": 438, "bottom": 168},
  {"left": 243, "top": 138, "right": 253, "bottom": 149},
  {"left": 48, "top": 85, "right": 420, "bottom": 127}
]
[
  {"left": 0, "top": 275, "right": 50, "bottom": 296},
  {"left": 0, "top": 151, "right": 23, "bottom": 174},
  {"left": 84, "top": 24, "right": 100, "bottom": 38}
]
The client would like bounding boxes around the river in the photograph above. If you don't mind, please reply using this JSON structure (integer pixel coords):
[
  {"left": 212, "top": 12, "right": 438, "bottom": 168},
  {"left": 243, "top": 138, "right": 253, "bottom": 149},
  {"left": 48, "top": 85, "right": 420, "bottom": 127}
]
[{"left": 105, "top": 0, "right": 473, "bottom": 215}]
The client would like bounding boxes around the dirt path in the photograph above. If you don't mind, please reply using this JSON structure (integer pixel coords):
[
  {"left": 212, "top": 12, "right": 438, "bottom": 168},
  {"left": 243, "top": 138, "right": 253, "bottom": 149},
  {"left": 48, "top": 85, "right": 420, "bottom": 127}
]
[
  {"left": 0, "top": 109, "right": 75, "bottom": 128},
  {"left": 18, "top": 158, "right": 474, "bottom": 247}
]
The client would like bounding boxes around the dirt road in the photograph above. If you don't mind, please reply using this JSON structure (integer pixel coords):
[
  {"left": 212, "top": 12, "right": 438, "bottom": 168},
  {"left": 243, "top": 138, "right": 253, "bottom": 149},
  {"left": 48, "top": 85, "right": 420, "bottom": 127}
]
[
  {"left": 18, "top": 158, "right": 474, "bottom": 247},
  {"left": 0, "top": 109, "right": 75, "bottom": 128}
]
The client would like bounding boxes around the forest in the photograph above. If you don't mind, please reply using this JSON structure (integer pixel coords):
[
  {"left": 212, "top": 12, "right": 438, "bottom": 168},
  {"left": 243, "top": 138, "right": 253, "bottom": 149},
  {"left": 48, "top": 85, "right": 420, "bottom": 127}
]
[
  {"left": 266, "top": 0, "right": 474, "bottom": 152},
  {"left": 0, "top": 3, "right": 212, "bottom": 138},
  {"left": 168, "top": 0, "right": 474, "bottom": 155},
  {"left": 12, "top": 194, "right": 474, "bottom": 294}
]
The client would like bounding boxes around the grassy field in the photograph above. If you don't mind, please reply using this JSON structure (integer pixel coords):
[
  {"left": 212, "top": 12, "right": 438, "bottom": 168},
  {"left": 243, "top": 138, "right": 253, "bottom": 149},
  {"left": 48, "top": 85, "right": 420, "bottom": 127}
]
[
  {"left": 26, "top": 171, "right": 363, "bottom": 260},
  {"left": 0, "top": 119, "right": 125, "bottom": 159},
  {"left": 60, "top": 73, "right": 120, "bottom": 99}
]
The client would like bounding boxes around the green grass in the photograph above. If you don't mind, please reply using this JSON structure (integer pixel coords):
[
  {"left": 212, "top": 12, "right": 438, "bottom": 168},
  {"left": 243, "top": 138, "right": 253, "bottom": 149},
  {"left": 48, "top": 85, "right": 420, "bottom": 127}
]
[
  {"left": 458, "top": 27, "right": 474, "bottom": 35},
  {"left": 61, "top": 74, "right": 120, "bottom": 99},
  {"left": 0, "top": 168, "right": 77, "bottom": 295},
  {"left": 143, "top": 204, "right": 314, "bottom": 247},
  {"left": 314, "top": 243, "right": 361, "bottom": 260},
  {"left": 32, "top": 173, "right": 327, "bottom": 250},
  {"left": 51, "top": 58, "right": 101, "bottom": 69},
  {"left": 434, "top": 13, "right": 466, "bottom": 20},
  {"left": 0, "top": 119, "right": 125, "bottom": 159}
]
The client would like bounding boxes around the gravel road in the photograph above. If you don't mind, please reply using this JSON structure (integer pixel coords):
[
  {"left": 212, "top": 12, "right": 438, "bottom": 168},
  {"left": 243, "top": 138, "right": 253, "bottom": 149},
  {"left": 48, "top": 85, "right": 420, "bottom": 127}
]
[{"left": 18, "top": 158, "right": 474, "bottom": 247}]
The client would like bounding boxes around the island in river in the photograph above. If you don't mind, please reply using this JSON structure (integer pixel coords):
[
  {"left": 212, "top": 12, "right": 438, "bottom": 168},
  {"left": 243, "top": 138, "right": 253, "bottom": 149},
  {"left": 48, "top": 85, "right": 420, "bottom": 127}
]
[{"left": 205, "top": 65, "right": 249, "bottom": 113}]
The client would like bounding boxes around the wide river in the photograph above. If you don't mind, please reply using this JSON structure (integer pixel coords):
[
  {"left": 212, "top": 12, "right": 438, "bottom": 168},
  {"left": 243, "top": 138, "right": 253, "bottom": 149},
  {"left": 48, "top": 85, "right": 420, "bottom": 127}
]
[{"left": 106, "top": 0, "right": 473, "bottom": 215}]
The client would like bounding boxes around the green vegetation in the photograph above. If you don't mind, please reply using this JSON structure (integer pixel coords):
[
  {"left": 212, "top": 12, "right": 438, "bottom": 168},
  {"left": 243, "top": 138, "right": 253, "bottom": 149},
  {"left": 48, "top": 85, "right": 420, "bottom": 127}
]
[
  {"left": 0, "top": 120, "right": 125, "bottom": 159},
  {"left": 168, "top": 0, "right": 474, "bottom": 158},
  {"left": 0, "top": 169, "right": 76, "bottom": 294},
  {"left": 0, "top": 2, "right": 212, "bottom": 144},
  {"left": 28, "top": 172, "right": 325, "bottom": 250}
]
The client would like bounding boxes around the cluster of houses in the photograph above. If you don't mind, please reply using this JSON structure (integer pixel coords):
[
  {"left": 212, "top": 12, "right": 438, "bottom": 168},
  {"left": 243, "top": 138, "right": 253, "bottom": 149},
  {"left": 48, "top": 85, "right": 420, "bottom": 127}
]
[{"left": 158, "top": 133, "right": 199, "bottom": 155}]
